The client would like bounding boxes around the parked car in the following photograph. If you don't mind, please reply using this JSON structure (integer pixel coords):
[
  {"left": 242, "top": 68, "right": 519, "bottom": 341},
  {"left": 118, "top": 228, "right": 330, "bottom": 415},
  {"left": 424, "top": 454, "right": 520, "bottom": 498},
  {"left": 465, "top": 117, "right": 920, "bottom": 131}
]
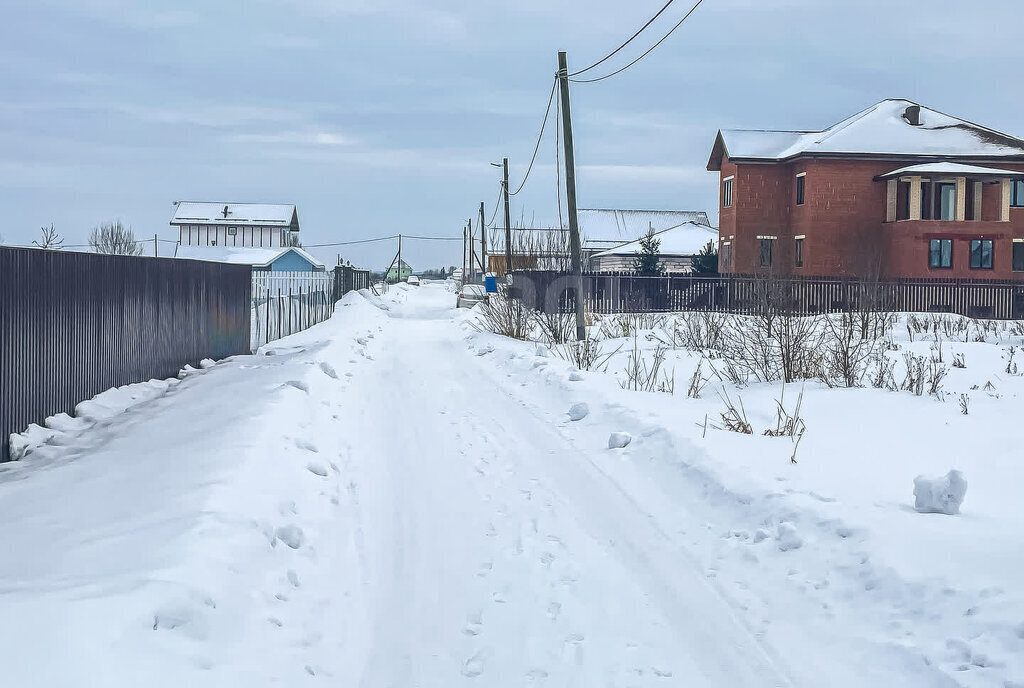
[
  {"left": 457, "top": 284, "right": 487, "bottom": 309},
  {"left": 407, "top": 275, "right": 420, "bottom": 286}
]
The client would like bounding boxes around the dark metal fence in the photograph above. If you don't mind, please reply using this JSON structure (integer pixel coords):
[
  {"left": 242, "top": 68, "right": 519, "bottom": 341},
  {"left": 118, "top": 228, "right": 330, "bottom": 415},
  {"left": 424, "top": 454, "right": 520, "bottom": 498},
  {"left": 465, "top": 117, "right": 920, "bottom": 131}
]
[
  {"left": 512, "top": 270, "right": 1024, "bottom": 320},
  {"left": 331, "top": 265, "right": 372, "bottom": 302},
  {"left": 1, "top": 247, "right": 251, "bottom": 462}
]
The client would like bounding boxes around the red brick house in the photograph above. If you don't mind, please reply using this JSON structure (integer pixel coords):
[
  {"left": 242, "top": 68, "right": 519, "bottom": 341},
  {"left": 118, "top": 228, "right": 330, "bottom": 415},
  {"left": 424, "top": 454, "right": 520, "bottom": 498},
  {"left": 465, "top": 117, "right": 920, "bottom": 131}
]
[{"left": 707, "top": 99, "right": 1024, "bottom": 280}]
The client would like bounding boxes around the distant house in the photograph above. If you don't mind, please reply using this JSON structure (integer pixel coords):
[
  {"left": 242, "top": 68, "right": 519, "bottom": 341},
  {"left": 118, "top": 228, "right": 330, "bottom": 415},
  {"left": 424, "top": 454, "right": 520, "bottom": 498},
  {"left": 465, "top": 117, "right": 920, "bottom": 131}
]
[
  {"left": 707, "top": 99, "right": 1024, "bottom": 279},
  {"left": 386, "top": 259, "right": 413, "bottom": 282},
  {"left": 590, "top": 222, "right": 719, "bottom": 273},
  {"left": 174, "top": 245, "right": 325, "bottom": 272},
  {"left": 171, "top": 201, "right": 300, "bottom": 249},
  {"left": 579, "top": 209, "right": 711, "bottom": 260}
]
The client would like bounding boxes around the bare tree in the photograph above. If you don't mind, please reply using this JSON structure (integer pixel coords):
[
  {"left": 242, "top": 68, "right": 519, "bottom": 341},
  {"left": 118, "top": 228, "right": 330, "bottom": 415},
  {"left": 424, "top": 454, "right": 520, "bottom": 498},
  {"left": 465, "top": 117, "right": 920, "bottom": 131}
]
[
  {"left": 32, "top": 224, "right": 64, "bottom": 249},
  {"left": 89, "top": 220, "right": 143, "bottom": 255}
]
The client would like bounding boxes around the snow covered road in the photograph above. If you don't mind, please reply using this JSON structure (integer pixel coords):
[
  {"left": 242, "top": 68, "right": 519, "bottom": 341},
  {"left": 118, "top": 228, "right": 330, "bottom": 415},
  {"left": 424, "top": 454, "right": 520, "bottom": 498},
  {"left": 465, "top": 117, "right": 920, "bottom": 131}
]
[
  {"left": 332, "top": 288, "right": 793, "bottom": 686},
  {"left": 1, "top": 282, "right": 1012, "bottom": 687}
]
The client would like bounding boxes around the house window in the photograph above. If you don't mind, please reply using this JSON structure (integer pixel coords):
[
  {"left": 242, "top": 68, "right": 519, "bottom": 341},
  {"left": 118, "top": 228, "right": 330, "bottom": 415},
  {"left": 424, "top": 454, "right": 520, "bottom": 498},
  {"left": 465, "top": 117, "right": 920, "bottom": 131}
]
[
  {"left": 970, "top": 239, "right": 994, "bottom": 269},
  {"left": 796, "top": 174, "right": 805, "bottom": 206},
  {"left": 759, "top": 238, "right": 774, "bottom": 268},
  {"left": 723, "top": 177, "right": 733, "bottom": 208},
  {"left": 1013, "top": 242, "right": 1024, "bottom": 271},
  {"left": 795, "top": 237, "right": 804, "bottom": 267},
  {"left": 228, "top": 226, "right": 237, "bottom": 236},
  {"left": 720, "top": 242, "right": 731, "bottom": 271},
  {"left": 929, "top": 239, "right": 952, "bottom": 268},
  {"left": 937, "top": 182, "right": 956, "bottom": 221},
  {"left": 1012, "top": 179, "right": 1024, "bottom": 207}
]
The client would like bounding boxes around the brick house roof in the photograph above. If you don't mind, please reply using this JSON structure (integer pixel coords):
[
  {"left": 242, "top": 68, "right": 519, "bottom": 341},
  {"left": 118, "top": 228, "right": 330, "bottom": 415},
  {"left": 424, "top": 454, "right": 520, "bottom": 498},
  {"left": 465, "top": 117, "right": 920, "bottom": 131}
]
[{"left": 708, "top": 99, "right": 1024, "bottom": 170}]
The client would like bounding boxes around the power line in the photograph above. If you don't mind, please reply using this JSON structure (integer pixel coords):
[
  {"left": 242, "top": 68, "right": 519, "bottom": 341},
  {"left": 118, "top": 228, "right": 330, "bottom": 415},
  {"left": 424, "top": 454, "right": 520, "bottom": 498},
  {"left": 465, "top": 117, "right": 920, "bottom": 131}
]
[
  {"left": 402, "top": 235, "right": 463, "bottom": 241},
  {"left": 304, "top": 235, "right": 399, "bottom": 248},
  {"left": 567, "top": 0, "right": 678, "bottom": 77},
  {"left": 485, "top": 185, "right": 503, "bottom": 227},
  {"left": 509, "top": 77, "right": 558, "bottom": 197},
  {"left": 570, "top": 0, "right": 706, "bottom": 84}
]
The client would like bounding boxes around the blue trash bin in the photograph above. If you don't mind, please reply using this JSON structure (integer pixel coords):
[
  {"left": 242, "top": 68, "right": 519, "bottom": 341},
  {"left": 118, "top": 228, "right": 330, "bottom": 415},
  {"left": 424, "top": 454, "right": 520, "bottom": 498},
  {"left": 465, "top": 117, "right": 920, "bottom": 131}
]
[{"left": 484, "top": 275, "right": 497, "bottom": 293}]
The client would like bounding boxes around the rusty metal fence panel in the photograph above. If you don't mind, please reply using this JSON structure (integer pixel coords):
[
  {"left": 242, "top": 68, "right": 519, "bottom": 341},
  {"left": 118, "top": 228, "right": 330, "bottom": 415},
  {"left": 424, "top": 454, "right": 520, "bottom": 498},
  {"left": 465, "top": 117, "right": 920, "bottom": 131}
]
[{"left": 1, "top": 247, "right": 251, "bottom": 463}]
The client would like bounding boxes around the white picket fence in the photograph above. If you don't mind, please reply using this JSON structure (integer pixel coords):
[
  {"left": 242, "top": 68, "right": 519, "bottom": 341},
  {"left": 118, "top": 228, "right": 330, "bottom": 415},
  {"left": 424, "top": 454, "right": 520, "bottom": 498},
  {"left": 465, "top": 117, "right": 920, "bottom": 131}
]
[{"left": 250, "top": 271, "right": 334, "bottom": 350}]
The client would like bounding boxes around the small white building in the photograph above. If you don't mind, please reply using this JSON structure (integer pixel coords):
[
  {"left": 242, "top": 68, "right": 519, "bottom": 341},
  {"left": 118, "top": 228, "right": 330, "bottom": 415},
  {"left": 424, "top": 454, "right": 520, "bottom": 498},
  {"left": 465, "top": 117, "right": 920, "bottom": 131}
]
[
  {"left": 590, "top": 221, "right": 719, "bottom": 274},
  {"left": 171, "top": 202, "right": 300, "bottom": 249},
  {"left": 578, "top": 209, "right": 712, "bottom": 260}
]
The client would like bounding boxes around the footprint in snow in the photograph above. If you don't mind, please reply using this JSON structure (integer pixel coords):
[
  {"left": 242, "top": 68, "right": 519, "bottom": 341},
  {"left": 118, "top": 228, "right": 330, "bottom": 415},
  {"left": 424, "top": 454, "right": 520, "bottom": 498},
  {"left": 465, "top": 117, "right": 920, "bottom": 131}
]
[
  {"left": 318, "top": 362, "right": 339, "bottom": 379},
  {"left": 282, "top": 380, "right": 310, "bottom": 393},
  {"left": 306, "top": 462, "right": 329, "bottom": 477},
  {"left": 275, "top": 525, "right": 305, "bottom": 550},
  {"left": 462, "top": 648, "right": 492, "bottom": 678},
  {"left": 295, "top": 438, "right": 319, "bottom": 453},
  {"left": 463, "top": 612, "right": 483, "bottom": 636}
]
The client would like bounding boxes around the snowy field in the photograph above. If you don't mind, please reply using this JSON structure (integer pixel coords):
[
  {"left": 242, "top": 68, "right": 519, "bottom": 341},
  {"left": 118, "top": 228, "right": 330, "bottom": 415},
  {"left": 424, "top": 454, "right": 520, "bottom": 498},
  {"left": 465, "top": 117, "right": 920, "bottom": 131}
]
[{"left": 1, "top": 282, "right": 1022, "bottom": 687}]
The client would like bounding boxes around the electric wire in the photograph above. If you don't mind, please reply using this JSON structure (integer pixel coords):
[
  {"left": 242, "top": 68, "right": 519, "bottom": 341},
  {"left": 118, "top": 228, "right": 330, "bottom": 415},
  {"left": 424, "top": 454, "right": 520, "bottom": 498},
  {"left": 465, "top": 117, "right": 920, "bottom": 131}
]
[
  {"left": 509, "top": 76, "right": 558, "bottom": 197},
  {"left": 485, "top": 185, "right": 503, "bottom": 227},
  {"left": 566, "top": 0, "right": 678, "bottom": 77},
  {"left": 569, "top": 0, "right": 705, "bottom": 84}
]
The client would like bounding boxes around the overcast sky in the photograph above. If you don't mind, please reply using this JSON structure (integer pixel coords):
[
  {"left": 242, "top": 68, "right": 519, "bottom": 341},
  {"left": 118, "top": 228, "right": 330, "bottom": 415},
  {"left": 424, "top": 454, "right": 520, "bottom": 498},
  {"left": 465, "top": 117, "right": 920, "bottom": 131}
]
[{"left": 2, "top": 0, "right": 1021, "bottom": 269}]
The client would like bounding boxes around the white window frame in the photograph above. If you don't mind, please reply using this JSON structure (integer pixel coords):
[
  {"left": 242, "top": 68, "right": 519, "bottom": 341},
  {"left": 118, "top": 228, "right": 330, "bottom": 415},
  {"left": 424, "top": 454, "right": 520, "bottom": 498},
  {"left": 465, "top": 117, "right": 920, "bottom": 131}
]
[{"left": 723, "top": 175, "right": 734, "bottom": 208}]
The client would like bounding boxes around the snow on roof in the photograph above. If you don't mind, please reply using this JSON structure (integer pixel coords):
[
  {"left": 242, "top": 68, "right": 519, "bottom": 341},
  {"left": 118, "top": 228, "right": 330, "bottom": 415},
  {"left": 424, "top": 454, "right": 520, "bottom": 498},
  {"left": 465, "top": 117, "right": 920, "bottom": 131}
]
[
  {"left": 174, "top": 245, "right": 325, "bottom": 269},
  {"left": 876, "top": 162, "right": 1024, "bottom": 179},
  {"left": 578, "top": 209, "right": 712, "bottom": 240},
  {"left": 171, "top": 202, "right": 299, "bottom": 227},
  {"left": 709, "top": 99, "right": 1024, "bottom": 169},
  {"left": 592, "top": 222, "right": 719, "bottom": 259}
]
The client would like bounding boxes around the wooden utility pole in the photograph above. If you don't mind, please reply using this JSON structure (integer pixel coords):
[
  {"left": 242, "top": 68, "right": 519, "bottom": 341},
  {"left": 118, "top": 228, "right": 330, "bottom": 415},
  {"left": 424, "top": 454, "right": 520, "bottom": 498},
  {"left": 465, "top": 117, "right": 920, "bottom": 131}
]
[
  {"left": 479, "top": 202, "right": 487, "bottom": 275},
  {"left": 462, "top": 225, "right": 468, "bottom": 284},
  {"left": 502, "top": 157, "right": 512, "bottom": 277},
  {"left": 557, "top": 51, "right": 586, "bottom": 341},
  {"left": 467, "top": 220, "right": 474, "bottom": 281},
  {"left": 397, "top": 233, "right": 402, "bottom": 283},
  {"left": 154, "top": 234, "right": 158, "bottom": 257}
]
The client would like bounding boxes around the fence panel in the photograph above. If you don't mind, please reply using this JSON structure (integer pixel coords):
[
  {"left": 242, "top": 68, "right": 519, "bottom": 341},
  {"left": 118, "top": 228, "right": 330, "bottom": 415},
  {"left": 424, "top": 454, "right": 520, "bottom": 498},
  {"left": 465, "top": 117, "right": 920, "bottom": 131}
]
[
  {"left": 250, "top": 271, "right": 335, "bottom": 350},
  {"left": 511, "top": 270, "right": 1024, "bottom": 320},
  {"left": 1, "top": 247, "right": 251, "bottom": 463}
]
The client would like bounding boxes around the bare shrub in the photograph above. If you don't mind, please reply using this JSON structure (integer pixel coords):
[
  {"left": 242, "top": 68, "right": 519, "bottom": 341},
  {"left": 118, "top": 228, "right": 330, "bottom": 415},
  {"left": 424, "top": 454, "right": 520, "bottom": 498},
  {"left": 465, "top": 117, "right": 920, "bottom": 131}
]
[
  {"left": 552, "top": 336, "right": 619, "bottom": 372},
  {"left": 952, "top": 353, "right": 966, "bottom": 369},
  {"left": 671, "top": 310, "right": 727, "bottom": 351},
  {"left": 1005, "top": 346, "right": 1019, "bottom": 375},
  {"left": 534, "top": 310, "right": 575, "bottom": 345},
  {"left": 763, "top": 385, "right": 808, "bottom": 463},
  {"left": 687, "top": 358, "right": 713, "bottom": 399},
  {"left": 820, "top": 312, "right": 881, "bottom": 388},
  {"left": 711, "top": 388, "right": 752, "bottom": 434},
  {"left": 868, "top": 350, "right": 898, "bottom": 390},
  {"left": 473, "top": 287, "right": 533, "bottom": 340},
  {"left": 900, "top": 353, "right": 927, "bottom": 396},
  {"left": 959, "top": 393, "right": 970, "bottom": 415},
  {"left": 926, "top": 356, "right": 948, "bottom": 397},
  {"left": 619, "top": 335, "right": 674, "bottom": 393}
]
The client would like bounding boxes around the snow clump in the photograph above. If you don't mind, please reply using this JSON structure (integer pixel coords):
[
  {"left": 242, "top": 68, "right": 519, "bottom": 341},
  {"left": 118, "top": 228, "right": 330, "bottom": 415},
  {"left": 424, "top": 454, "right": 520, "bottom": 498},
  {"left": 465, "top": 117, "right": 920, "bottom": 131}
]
[
  {"left": 607, "top": 432, "right": 632, "bottom": 449},
  {"left": 913, "top": 470, "right": 967, "bottom": 515},
  {"left": 567, "top": 403, "right": 589, "bottom": 421}
]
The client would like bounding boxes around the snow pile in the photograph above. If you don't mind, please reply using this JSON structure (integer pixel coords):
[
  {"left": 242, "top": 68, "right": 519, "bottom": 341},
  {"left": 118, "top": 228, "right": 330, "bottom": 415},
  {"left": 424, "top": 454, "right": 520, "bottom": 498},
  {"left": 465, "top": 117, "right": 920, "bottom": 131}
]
[
  {"left": 607, "top": 432, "right": 632, "bottom": 449},
  {"left": 567, "top": 402, "right": 589, "bottom": 421},
  {"left": 913, "top": 470, "right": 968, "bottom": 515}
]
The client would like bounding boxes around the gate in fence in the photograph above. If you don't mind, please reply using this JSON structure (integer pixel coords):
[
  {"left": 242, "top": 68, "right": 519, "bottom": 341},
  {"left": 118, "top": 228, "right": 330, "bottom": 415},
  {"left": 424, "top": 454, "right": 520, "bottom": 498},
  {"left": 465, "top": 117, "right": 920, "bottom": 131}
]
[
  {"left": 512, "top": 271, "right": 1024, "bottom": 320},
  {"left": 1, "top": 247, "right": 251, "bottom": 463}
]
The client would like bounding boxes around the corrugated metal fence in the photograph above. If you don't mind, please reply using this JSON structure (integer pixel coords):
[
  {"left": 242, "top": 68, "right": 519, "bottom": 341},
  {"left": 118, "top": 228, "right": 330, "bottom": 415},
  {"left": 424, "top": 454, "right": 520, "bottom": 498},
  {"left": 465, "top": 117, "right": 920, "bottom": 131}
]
[
  {"left": 1, "top": 247, "right": 251, "bottom": 463},
  {"left": 513, "top": 271, "right": 1024, "bottom": 320}
]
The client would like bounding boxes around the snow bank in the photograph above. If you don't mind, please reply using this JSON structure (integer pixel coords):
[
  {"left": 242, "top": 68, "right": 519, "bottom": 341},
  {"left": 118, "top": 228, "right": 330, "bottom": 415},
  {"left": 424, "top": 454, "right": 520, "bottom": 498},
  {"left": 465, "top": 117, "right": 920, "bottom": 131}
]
[{"left": 913, "top": 470, "right": 968, "bottom": 515}]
